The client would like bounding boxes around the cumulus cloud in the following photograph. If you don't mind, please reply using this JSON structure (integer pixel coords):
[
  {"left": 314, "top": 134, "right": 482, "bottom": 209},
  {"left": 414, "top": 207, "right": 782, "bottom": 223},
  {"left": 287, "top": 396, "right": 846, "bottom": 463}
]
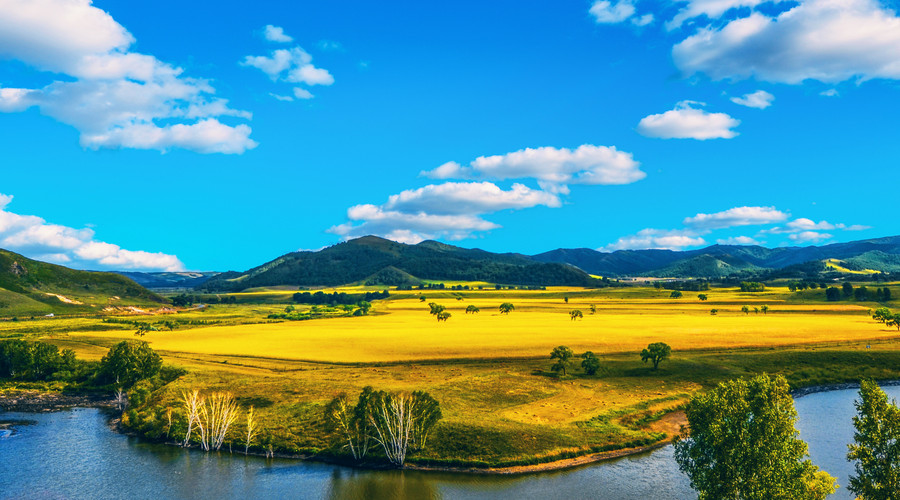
[
  {"left": 684, "top": 206, "right": 788, "bottom": 230},
  {"left": 716, "top": 235, "right": 762, "bottom": 245},
  {"left": 600, "top": 229, "right": 707, "bottom": 251},
  {"left": 637, "top": 101, "right": 740, "bottom": 140},
  {"left": 731, "top": 90, "right": 774, "bottom": 109},
  {"left": 421, "top": 144, "right": 645, "bottom": 193},
  {"left": 820, "top": 89, "right": 840, "bottom": 97},
  {"left": 672, "top": 0, "right": 900, "bottom": 84},
  {"left": 765, "top": 218, "right": 872, "bottom": 234},
  {"left": 789, "top": 231, "right": 833, "bottom": 243},
  {"left": 0, "top": 0, "right": 256, "bottom": 154},
  {"left": 263, "top": 25, "right": 293, "bottom": 43},
  {"left": 590, "top": 0, "right": 654, "bottom": 26},
  {"left": 242, "top": 32, "right": 334, "bottom": 100},
  {"left": 0, "top": 193, "right": 184, "bottom": 271},
  {"left": 328, "top": 182, "right": 561, "bottom": 243}
]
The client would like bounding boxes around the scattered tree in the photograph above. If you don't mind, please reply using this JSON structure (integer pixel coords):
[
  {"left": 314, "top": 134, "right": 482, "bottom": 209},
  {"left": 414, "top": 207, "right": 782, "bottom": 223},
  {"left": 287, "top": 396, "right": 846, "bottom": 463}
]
[
  {"left": 550, "top": 345, "right": 575, "bottom": 377},
  {"left": 710, "top": 309, "right": 718, "bottom": 315},
  {"left": 245, "top": 406, "right": 258, "bottom": 455},
  {"left": 761, "top": 305, "right": 769, "bottom": 315},
  {"left": 753, "top": 307, "right": 760, "bottom": 315},
  {"left": 855, "top": 286, "right": 870, "bottom": 302},
  {"left": 564, "top": 296, "right": 569, "bottom": 304},
  {"left": 873, "top": 307, "right": 893, "bottom": 324},
  {"left": 698, "top": 294, "right": 708, "bottom": 301},
  {"left": 741, "top": 305, "right": 750, "bottom": 315},
  {"left": 366, "top": 390, "right": 442, "bottom": 466},
  {"left": 888, "top": 314, "right": 900, "bottom": 331},
  {"left": 569, "top": 309, "right": 583, "bottom": 321},
  {"left": 427, "top": 302, "right": 445, "bottom": 316},
  {"left": 436, "top": 311, "right": 451, "bottom": 322},
  {"left": 589, "top": 304, "right": 597, "bottom": 315},
  {"left": 826, "top": 287, "right": 842, "bottom": 302},
  {"left": 499, "top": 302, "right": 515, "bottom": 315},
  {"left": 844, "top": 282, "right": 855, "bottom": 297},
  {"left": 740, "top": 281, "right": 766, "bottom": 292},
  {"left": 465, "top": 305, "right": 480, "bottom": 314},
  {"left": 325, "top": 387, "right": 373, "bottom": 461},
  {"left": 670, "top": 290, "right": 683, "bottom": 299},
  {"left": 847, "top": 379, "right": 900, "bottom": 499},
  {"left": 674, "top": 373, "right": 837, "bottom": 500},
  {"left": 356, "top": 301, "right": 372, "bottom": 315},
  {"left": 640, "top": 342, "right": 671, "bottom": 370},
  {"left": 581, "top": 351, "right": 600, "bottom": 376}
]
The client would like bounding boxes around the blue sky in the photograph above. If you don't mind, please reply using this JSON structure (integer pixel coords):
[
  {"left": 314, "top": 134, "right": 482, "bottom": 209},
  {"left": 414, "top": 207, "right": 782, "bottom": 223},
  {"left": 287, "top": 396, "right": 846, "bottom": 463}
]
[{"left": 0, "top": 0, "right": 897, "bottom": 271}]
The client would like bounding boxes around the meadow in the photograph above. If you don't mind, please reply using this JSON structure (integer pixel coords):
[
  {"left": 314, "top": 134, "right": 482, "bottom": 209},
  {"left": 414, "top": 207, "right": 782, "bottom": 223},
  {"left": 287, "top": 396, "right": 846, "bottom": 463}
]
[{"left": 5, "top": 283, "right": 900, "bottom": 468}]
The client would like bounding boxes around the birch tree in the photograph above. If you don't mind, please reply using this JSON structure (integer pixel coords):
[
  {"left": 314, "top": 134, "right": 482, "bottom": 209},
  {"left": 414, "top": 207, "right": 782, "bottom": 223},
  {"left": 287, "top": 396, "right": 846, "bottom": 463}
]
[
  {"left": 181, "top": 389, "right": 204, "bottom": 447},
  {"left": 245, "top": 406, "right": 258, "bottom": 455}
]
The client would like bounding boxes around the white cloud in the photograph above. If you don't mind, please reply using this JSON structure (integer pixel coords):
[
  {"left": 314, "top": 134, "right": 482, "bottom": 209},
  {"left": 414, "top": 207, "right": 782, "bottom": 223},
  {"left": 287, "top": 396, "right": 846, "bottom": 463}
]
[
  {"left": 730, "top": 90, "right": 774, "bottom": 109},
  {"left": 600, "top": 228, "right": 707, "bottom": 251},
  {"left": 820, "top": 89, "right": 840, "bottom": 97},
  {"left": 328, "top": 182, "right": 562, "bottom": 243},
  {"left": 667, "top": 0, "right": 784, "bottom": 30},
  {"left": 637, "top": 101, "right": 741, "bottom": 141},
  {"left": 0, "top": 193, "right": 184, "bottom": 271},
  {"left": 637, "top": 101, "right": 740, "bottom": 140},
  {"left": 242, "top": 45, "right": 333, "bottom": 100},
  {"left": 786, "top": 218, "right": 835, "bottom": 231},
  {"left": 684, "top": 206, "right": 789, "bottom": 230},
  {"left": 716, "top": 235, "right": 761, "bottom": 245},
  {"left": 384, "top": 182, "right": 560, "bottom": 215},
  {"left": 263, "top": 25, "right": 293, "bottom": 43},
  {"left": 672, "top": 0, "right": 900, "bottom": 84},
  {"left": 844, "top": 224, "right": 871, "bottom": 231},
  {"left": 421, "top": 144, "right": 645, "bottom": 193},
  {"left": 789, "top": 231, "right": 833, "bottom": 243},
  {"left": 0, "top": 0, "right": 255, "bottom": 154},
  {"left": 270, "top": 93, "right": 294, "bottom": 102},
  {"left": 589, "top": 0, "right": 654, "bottom": 26}
]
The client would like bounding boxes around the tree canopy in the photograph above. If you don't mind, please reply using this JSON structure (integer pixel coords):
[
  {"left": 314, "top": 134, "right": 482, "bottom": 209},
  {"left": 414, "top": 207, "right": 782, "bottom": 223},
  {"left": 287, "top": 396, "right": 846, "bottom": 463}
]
[
  {"left": 550, "top": 345, "right": 574, "bottom": 377},
  {"left": 640, "top": 342, "right": 671, "bottom": 370},
  {"left": 847, "top": 379, "right": 900, "bottom": 499},
  {"left": 674, "top": 373, "right": 837, "bottom": 500},
  {"left": 499, "top": 302, "right": 515, "bottom": 314},
  {"left": 98, "top": 340, "right": 162, "bottom": 387}
]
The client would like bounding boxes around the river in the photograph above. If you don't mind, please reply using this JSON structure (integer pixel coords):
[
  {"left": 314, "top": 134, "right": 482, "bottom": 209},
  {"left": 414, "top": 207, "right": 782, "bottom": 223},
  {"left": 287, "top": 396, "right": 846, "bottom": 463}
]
[{"left": 2, "top": 385, "right": 898, "bottom": 500}]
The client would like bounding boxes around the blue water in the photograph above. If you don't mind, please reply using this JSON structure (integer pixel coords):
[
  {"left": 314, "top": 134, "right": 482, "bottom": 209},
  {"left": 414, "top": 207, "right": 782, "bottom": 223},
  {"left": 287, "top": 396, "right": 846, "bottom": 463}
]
[{"left": 2, "top": 385, "right": 897, "bottom": 499}]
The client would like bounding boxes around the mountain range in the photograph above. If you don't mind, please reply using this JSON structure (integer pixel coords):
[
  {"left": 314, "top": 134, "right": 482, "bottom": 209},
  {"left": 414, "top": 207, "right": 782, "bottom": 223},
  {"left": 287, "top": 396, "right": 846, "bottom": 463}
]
[{"left": 196, "top": 235, "right": 900, "bottom": 291}]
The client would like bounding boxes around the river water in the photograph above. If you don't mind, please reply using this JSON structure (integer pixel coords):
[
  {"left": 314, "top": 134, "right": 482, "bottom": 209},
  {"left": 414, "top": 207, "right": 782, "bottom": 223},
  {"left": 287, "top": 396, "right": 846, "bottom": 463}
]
[{"left": 2, "top": 385, "right": 898, "bottom": 500}]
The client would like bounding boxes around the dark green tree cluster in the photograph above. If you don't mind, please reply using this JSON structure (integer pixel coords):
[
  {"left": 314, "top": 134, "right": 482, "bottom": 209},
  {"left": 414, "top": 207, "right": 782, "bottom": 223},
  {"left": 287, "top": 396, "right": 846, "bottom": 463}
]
[
  {"left": 788, "top": 281, "right": 822, "bottom": 292},
  {"left": 740, "top": 281, "right": 766, "bottom": 292},
  {"left": 0, "top": 340, "right": 76, "bottom": 380},
  {"left": 871, "top": 307, "right": 900, "bottom": 330},
  {"left": 325, "top": 387, "right": 442, "bottom": 466},
  {"left": 172, "top": 294, "right": 237, "bottom": 307},
  {"left": 674, "top": 373, "right": 837, "bottom": 500},
  {"left": 293, "top": 290, "right": 389, "bottom": 305},
  {"left": 658, "top": 280, "right": 710, "bottom": 292},
  {"left": 97, "top": 340, "right": 162, "bottom": 387}
]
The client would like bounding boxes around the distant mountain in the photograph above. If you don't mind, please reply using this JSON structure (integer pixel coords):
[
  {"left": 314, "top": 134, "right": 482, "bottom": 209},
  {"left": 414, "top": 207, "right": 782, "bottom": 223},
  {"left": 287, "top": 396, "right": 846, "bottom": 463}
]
[
  {"left": 200, "top": 236, "right": 600, "bottom": 291},
  {"left": 0, "top": 249, "right": 166, "bottom": 316},
  {"left": 117, "top": 271, "right": 219, "bottom": 289},
  {"left": 531, "top": 236, "right": 900, "bottom": 278}
]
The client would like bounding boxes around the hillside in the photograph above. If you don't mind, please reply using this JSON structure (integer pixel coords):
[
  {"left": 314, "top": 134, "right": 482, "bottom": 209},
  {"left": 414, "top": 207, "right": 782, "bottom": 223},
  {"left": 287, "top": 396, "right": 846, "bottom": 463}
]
[
  {"left": 200, "top": 236, "right": 601, "bottom": 291},
  {"left": 532, "top": 236, "right": 900, "bottom": 278},
  {"left": 117, "top": 271, "right": 219, "bottom": 289},
  {"left": 0, "top": 249, "right": 166, "bottom": 316}
]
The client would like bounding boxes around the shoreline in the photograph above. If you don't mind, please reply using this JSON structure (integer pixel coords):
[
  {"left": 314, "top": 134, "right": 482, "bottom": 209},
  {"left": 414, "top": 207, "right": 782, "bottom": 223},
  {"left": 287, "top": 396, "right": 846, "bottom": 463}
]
[{"left": 2, "top": 379, "right": 895, "bottom": 476}]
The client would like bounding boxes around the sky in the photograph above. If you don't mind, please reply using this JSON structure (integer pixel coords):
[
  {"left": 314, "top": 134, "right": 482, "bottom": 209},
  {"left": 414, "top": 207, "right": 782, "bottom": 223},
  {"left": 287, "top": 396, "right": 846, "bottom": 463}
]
[{"left": 0, "top": 0, "right": 898, "bottom": 272}]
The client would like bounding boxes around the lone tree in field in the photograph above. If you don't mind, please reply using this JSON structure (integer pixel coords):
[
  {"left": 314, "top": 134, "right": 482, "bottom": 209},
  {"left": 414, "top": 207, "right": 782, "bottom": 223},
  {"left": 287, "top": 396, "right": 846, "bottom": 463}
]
[
  {"left": 761, "top": 305, "right": 769, "bottom": 315},
  {"left": 847, "top": 379, "right": 900, "bottom": 499},
  {"left": 550, "top": 345, "right": 575, "bottom": 377},
  {"left": 499, "top": 302, "right": 515, "bottom": 315},
  {"left": 581, "top": 351, "right": 600, "bottom": 375},
  {"left": 710, "top": 309, "right": 718, "bottom": 315},
  {"left": 887, "top": 314, "right": 900, "bottom": 331},
  {"left": 436, "top": 311, "right": 451, "bottom": 322},
  {"left": 698, "top": 294, "right": 708, "bottom": 301},
  {"left": 427, "top": 302, "right": 445, "bottom": 318},
  {"left": 590, "top": 304, "right": 597, "bottom": 314},
  {"left": 564, "top": 296, "right": 569, "bottom": 303},
  {"left": 640, "top": 342, "right": 671, "bottom": 370},
  {"left": 465, "top": 305, "right": 480, "bottom": 314},
  {"left": 674, "top": 373, "right": 836, "bottom": 500},
  {"left": 872, "top": 307, "right": 892, "bottom": 324},
  {"left": 670, "top": 290, "right": 683, "bottom": 299},
  {"left": 741, "top": 305, "right": 750, "bottom": 315},
  {"left": 569, "top": 309, "right": 583, "bottom": 321}
]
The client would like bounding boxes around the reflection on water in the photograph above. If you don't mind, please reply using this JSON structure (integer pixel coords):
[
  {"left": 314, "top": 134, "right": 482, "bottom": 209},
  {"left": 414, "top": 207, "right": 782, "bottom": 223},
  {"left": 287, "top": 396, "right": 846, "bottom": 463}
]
[{"left": 3, "top": 385, "right": 897, "bottom": 500}]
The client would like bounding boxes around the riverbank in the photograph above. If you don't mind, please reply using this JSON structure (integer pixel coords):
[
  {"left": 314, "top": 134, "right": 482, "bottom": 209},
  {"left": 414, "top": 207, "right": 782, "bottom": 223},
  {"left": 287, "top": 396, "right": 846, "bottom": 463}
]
[{"left": 0, "top": 389, "right": 117, "bottom": 413}]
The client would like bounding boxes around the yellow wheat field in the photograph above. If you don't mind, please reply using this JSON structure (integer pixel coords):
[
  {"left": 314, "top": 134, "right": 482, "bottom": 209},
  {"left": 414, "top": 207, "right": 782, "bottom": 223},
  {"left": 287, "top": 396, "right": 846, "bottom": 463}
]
[{"left": 61, "top": 296, "right": 893, "bottom": 363}]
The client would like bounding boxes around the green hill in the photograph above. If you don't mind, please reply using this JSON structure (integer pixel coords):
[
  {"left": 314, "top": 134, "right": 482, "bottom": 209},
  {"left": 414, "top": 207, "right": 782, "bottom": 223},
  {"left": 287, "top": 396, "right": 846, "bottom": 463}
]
[
  {"left": 0, "top": 249, "right": 166, "bottom": 317},
  {"left": 200, "top": 236, "right": 601, "bottom": 291}
]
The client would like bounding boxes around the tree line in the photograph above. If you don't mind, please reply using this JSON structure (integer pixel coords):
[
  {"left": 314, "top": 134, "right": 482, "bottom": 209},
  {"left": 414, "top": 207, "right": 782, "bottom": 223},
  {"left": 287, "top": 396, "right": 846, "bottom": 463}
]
[{"left": 292, "top": 290, "right": 389, "bottom": 305}]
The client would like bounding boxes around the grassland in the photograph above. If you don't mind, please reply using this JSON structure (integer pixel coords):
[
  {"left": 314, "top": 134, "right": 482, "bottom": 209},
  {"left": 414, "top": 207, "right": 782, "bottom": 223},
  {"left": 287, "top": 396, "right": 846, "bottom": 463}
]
[{"left": 4, "top": 283, "right": 900, "bottom": 469}]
